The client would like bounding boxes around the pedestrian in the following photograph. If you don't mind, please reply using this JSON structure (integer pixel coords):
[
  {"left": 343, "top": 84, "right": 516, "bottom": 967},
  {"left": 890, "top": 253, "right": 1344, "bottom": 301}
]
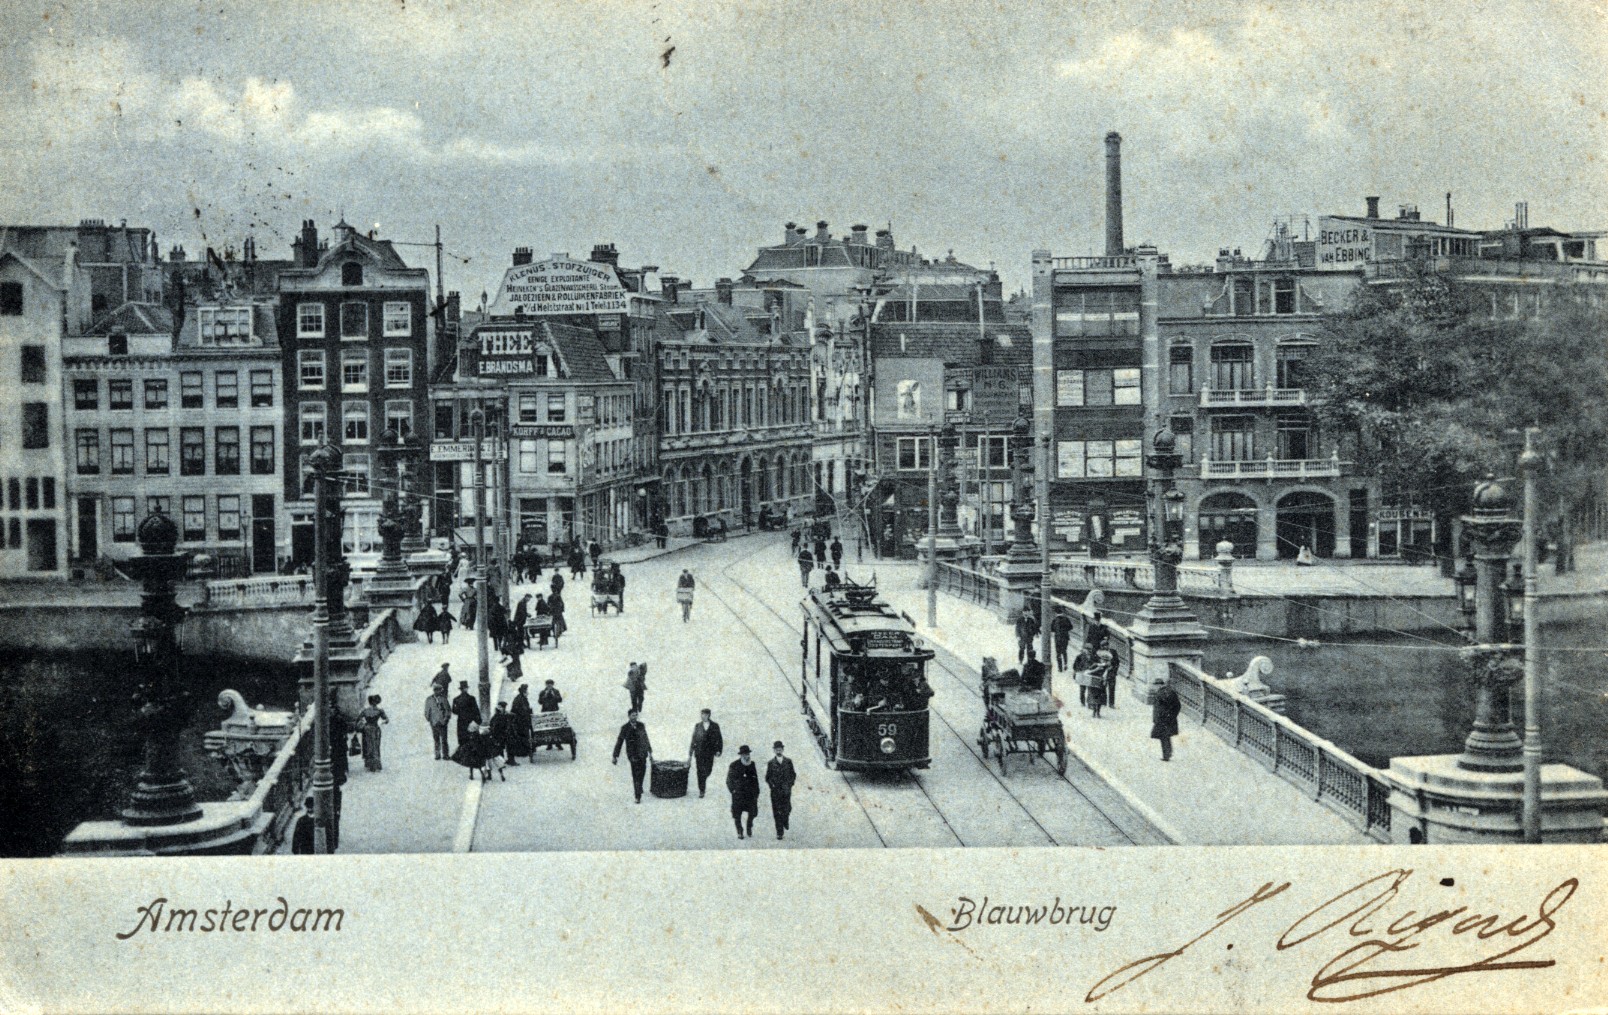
[
  {"left": 549, "top": 590, "right": 566, "bottom": 641},
  {"left": 1083, "top": 612, "right": 1109, "bottom": 657},
  {"left": 1020, "top": 645, "right": 1047, "bottom": 693},
  {"left": 822, "top": 568, "right": 841, "bottom": 590},
  {"left": 687, "top": 708, "right": 724, "bottom": 798},
  {"left": 425, "top": 685, "right": 452, "bottom": 760},
  {"left": 727, "top": 745, "right": 760, "bottom": 839},
  {"left": 623, "top": 662, "right": 646, "bottom": 713},
  {"left": 766, "top": 741, "right": 797, "bottom": 841},
  {"left": 435, "top": 571, "right": 451, "bottom": 609},
  {"left": 431, "top": 662, "right": 452, "bottom": 697},
  {"left": 503, "top": 638, "right": 523, "bottom": 683},
  {"left": 488, "top": 592, "right": 508, "bottom": 652},
  {"left": 436, "top": 603, "right": 456, "bottom": 645},
  {"left": 1015, "top": 608, "right": 1039, "bottom": 664},
  {"left": 1071, "top": 648, "right": 1095, "bottom": 706},
  {"left": 413, "top": 601, "right": 440, "bottom": 643},
  {"left": 451, "top": 721, "right": 502, "bottom": 781},
  {"left": 589, "top": 540, "right": 602, "bottom": 569},
  {"left": 676, "top": 569, "right": 696, "bottom": 622},
  {"left": 813, "top": 535, "right": 827, "bottom": 566},
  {"left": 550, "top": 571, "right": 565, "bottom": 598},
  {"left": 460, "top": 585, "right": 478, "bottom": 631},
  {"left": 511, "top": 594, "right": 531, "bottom": 648},
  {"left": 1151, "top": 681, "right": 1182, "bottom": 761},
  {"left": 451, "top": 680, "right": 481, "bottom": 747},
  {"left": 655, "top": 520, "right": 668, "bottom": 549},
  {"left": 611, "top": 709, "right": 653, "bottom": 803},
  {"left": 797, "top": 547, "right": 814, "bottom": 588},
  {"left": 291, "top": 796, "right": 315, "bottom": 854},
  {"left": 569, "top": 546, "right": 585, "bottom": 579},
  {"left": 538, "top": 678, "right": 562, "bottom": 712},
  {"left": 1097, "top": 647, "right": 1119, "bottom": 712},
  {"left": 614, "top": 565, "right": 627, "bottom": 612},
  {"left": 830, "top": 537, "right": 843, "bottom": 570},
  {"left": 790, "top": 528, "right": 801, "bottom": 555},
  {"left": 1051, "top": 610, "right": 1074, "bottom": 672},
  {"left": 489, "top": 701, "right": 519, "bottom": 766}
]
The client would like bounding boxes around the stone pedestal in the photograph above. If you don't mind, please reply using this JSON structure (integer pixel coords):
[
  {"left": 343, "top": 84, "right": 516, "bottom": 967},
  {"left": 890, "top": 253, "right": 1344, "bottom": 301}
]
[
  {"left": 1125, "top": 595, "right": 1207, "bottom": 706},
  {"left": 365, "top": 571, "right": 425, "bottom": 636},
  {"left": 995, "top": 555, "right": 1044, "bottom": 622},
  {"left": 61, "top": 803, "right": 274, "bottom": 857},
  {"left": 1387, "top": 754, "right": 1606, "bottom": 844},
  {"left": 407, "top": 548, "right": 451, "bottom": 580},
  {"left": 293, "top": 642, "right": 369, "bottom": 714}
]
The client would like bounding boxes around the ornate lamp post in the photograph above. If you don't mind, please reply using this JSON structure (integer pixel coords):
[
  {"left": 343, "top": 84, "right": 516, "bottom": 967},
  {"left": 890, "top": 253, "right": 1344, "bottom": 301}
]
[
  {"left": 398, "top": 430, "right": 428, "bottom": 556},
  {"left": 305, "top": 442, "right": 343, "bottom": 853},
  {"left": 1144, "top": 422, "right": 1186, "bottom": 606},
  {"left": 1005, "top": 412, "right": 1036, "bottom": 561},
  {"left": 373, "top": 427, "right": 410, "bottom": 582},
  {"left": 1453, "top": 555, "right": 1477, "bottom": 635},
  {"left": 937, "top": 423, "right": 962, "bottom": 542},
  {"left": 1123, "top": 420, "right": 1206, "bottom": 706},
  {"left": 1456, "top": 474, "right": 1524, "bottom": 773},
  {"left": 120, "top": 511, "right": 202, "bottom": 826}
]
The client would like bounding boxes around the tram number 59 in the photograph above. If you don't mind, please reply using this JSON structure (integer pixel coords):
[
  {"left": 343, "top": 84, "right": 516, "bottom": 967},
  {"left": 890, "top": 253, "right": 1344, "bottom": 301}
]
[{"left": 876, "top": 723, "right": 898, "bottom": 737}]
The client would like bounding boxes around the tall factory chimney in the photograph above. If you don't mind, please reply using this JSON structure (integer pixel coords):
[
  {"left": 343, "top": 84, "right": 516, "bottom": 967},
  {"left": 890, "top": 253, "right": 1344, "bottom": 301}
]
[{"left": 1104, "top": 131, "right": 1124, "bottom": 256}]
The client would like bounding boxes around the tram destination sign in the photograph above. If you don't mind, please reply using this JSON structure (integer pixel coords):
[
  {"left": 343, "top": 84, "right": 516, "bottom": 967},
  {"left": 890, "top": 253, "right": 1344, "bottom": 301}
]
[
  {"left": 487, "top": 257, "right": 629, "bottom": 317},
  {"left": 858, "top": 630, "right": 911, "bottom": 651}
]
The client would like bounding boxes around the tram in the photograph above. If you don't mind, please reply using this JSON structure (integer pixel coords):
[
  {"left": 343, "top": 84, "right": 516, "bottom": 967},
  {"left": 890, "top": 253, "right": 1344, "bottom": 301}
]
[{"left": 800, "top": 581, "right": 935, "bottom": 771}]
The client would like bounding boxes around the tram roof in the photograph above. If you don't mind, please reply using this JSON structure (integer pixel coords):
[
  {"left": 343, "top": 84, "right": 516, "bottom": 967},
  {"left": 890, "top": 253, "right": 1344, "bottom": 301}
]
[{"left": 804, "top": 585, "right": 925, "bottom": 652}]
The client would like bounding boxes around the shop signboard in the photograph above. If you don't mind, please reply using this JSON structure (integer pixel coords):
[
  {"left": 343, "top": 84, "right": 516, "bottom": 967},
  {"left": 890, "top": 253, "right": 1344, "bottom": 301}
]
[
  {"left": 972, "top": 366, "right": 1019, "bottom": 425},
  {"left": 508, "top": 424, "right": 576, "bottom": 440},
  {"left": 1315, "top": 216, "right": 1374, "bottom": 271},
  {"left": 486, "top": 258, "right": 629, "bottom": 317},
  {"left": 429, "top": 440, "right": 508, "bottom": 463}
]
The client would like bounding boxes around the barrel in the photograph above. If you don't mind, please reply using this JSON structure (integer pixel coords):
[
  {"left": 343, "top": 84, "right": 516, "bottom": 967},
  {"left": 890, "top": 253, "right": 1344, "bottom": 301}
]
[{"left": 650, "top": 759, "right": 689, "bottom": 798}]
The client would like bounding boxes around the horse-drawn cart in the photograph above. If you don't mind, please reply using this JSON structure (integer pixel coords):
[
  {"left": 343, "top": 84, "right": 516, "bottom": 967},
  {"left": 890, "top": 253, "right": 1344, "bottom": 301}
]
[{"left": 977, "top": 658, "right": 1067, "bottom": 776}]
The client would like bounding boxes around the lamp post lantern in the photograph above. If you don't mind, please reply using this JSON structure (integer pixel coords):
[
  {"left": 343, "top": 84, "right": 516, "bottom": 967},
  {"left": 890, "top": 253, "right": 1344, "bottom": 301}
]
[
  {"left": 1005, "top": 412, "right": 1036, "bottom": 561},
  {"left": 1144, "top": 421, "right": 1186, "bottom": 605}
]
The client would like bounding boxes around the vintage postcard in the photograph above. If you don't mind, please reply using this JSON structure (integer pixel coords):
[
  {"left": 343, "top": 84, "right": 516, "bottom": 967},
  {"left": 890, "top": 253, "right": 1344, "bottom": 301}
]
[{"left": 1, "top": 0, "right": 1604, "bottom": 1011}]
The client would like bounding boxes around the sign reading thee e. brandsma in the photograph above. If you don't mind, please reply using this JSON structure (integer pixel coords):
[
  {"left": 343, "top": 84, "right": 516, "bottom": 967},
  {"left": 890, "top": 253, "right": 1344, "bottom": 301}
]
[{"left": 487, "top": 258, "right": 629, "bottom": 317}]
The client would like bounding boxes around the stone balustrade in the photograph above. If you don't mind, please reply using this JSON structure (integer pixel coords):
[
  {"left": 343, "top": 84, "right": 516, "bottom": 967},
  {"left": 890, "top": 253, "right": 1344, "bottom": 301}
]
[
  {"left": 201, "top": 573, "right": 372, "bottom": 610},
  {"left": 1050, "top": 559, "right": 1221, "bottom": 594}
]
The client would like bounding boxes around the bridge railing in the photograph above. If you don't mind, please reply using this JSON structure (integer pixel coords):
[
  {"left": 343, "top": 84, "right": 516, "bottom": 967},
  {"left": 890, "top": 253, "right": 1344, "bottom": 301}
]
[
  {"left": 1168, "top": 659, "right": 1394, "bottom": 841},
  {"left": 934, "top": 561, "right": 1003, "bottom": 612},
  {"left": 1050, "top": 559, "right": 1220, "bottom": 594},
  {"left": 202, "top": 574, "right": 372, "bottom": 609}
]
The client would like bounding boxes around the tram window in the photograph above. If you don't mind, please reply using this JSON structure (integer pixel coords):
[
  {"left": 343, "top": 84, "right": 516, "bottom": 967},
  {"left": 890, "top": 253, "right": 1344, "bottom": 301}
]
[{"left": 840, "top": 659, "right": 930, "bottom": 712}]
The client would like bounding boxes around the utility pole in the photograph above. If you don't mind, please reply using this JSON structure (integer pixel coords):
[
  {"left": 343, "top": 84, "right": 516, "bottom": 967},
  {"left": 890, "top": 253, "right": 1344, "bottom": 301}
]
[
  {"left": 927, "top": 424, "right": 938, "bottom": 628},
  {"left": 981, "top": 424, "right": 993, "bottom": 557},
  {"left": 472, "top": 409, "right": 490, "bottom": 717},
  {"left": 492, "top": 417, "right": 510, "bottom": 606},
  {"left": 307, "top": 443, "right": 341, "bottom": 854},
  {"left": 1520, "top": 427, "right": 1543, "bottom": 843},
  {"left": 1038, "top": 432, "right": 1053, "bottom": 681},
  {"left": 434, "top": 224, "right": 445, "bottom": 310}
]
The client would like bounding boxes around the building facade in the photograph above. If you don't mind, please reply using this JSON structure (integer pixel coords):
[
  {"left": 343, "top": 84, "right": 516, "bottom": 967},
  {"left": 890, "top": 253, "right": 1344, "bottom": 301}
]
[{"left": 0, "top": 251, "right": 68, "bottom": 576}]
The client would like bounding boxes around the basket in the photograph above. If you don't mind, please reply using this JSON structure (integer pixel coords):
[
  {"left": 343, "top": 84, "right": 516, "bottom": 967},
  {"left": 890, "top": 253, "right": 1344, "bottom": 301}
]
[{"left": 650, "top": 760, "right": 689, "bottom": 798}]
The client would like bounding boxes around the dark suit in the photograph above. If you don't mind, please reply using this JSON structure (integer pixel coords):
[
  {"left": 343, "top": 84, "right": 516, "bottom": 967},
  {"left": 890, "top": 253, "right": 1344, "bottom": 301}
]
[
  {"left": 612, "top": 720, "right": 653, "bottom": 801},
  {"left": 451, "top": 691, "right": 481, "bottom": 744},
  {"left": 765, "top": 755, "right": 797, "bottom": 837},
  {"left": 726, "top": 758, "right": 761, "bottom": 835},
  {"left": 688, "top": 720, "right": 724, "bottom": 796}
]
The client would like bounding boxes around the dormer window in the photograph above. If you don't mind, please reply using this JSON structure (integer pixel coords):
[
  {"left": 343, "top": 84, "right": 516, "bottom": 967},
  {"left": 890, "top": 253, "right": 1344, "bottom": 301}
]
[{"left": 341, "top": 262, "right": 363, "bottom": 286}]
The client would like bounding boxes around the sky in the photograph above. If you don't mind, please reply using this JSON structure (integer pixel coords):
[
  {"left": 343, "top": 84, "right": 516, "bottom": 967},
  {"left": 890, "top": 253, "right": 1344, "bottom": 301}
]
[{"left": 2, "top": 0, "right": 1605, "bottom": 298}]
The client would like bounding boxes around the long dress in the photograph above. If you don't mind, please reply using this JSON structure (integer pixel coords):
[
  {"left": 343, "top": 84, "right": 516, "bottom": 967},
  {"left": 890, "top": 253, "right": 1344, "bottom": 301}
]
[
  {"left": 509, "top": 694, "right": 535, "bottom": 757},
  {"left": 358, "top": 706, "right": 387, "bottom": 771}
]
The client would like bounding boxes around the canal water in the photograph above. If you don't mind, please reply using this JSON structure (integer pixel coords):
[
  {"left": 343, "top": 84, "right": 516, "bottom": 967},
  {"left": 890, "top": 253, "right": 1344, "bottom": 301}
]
[
  {"left": 0, "top": 649, "right": 300, "bottom": 857},
  {"left": 1202, "top": 603, "right": 1607, "bottom": 784}
]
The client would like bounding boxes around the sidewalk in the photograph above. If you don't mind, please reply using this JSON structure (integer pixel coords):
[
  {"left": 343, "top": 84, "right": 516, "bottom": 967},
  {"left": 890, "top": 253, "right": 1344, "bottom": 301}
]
[{"left": 877, "top": 564, "right": 1370, "bottom": 846}]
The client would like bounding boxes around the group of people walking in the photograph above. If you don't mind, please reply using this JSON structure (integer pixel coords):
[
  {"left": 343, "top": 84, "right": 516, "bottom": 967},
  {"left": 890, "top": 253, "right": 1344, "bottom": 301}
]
[
  {"left": 1048, "top": 605, "right": 1184, "bottom": 761},
  {"left": 423, "top": 662, "right": 571, "bottom": 781}
]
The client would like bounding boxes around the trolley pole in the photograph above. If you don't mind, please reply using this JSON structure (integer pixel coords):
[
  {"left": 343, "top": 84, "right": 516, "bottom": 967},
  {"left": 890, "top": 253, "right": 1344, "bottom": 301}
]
[
  {"left": 981, "top": 425, "right": 993, "bottom": 557},
  {"left": 927, "top": 424, "right": 938, "bottom": 628},
  {"left": 472, "top": 409, "right": 491, "bottom": 718},
  {"left": 1520, "top": 427, "right": 1543, "bottom": 843},
  {"left": 1039, "top": 433, "right": 1053, "bottom": 682}
]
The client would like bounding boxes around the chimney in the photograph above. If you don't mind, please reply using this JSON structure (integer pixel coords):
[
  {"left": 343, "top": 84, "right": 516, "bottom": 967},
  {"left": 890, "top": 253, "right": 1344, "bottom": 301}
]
[
  {"left": 661, "top": 274, "right": 680, "bottom": 304},
  {"left": 1365, "top": 196, "right": 1380, "bottom": 219},
  {"left": 1446, "top": 192, "right": 1454, "bottom": 229},
  {"left": 850, "top": 224, "right": 869, "bottom": 245},
  {"left": 168, "top": 245, "right": 187, "bottom": 262},
  {"left": 795, "top": 227, "right": 808, "bottom": 244},
  {"left": 244, "top": 236, "right": 256, "bottom": 263},
  {"left": 299, "top": 219, "right": 320, "bottom": 267},
  {"left": 589, "top": 243, "right": 619, "bottom": 266},
  {"left": 619, "top": 268, "right": 642, "bottom": 293},
  {"left": 875, "top": 228, "right": 894, "bottom": 251},
  {"left": 1104, "top": 131, "right": 1124, "bottom": 256},
  {"left": 715, "top": 277, "right": 733, "bottom": 305},
  {"left": 512, "top": 246, "right": 533, "bottom": 266},
  {"left": 784, "top": 221, "right": 798, "bottom": 246},
  {"left": 815, "top": 220, "right": 830, "bottom": 242}
]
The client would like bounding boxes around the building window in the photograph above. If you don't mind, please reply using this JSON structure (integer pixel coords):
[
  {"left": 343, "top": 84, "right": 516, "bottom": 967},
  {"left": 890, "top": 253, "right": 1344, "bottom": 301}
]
[
  {"left": 41, "top": 477, "right": 54, "bottom": 510},
  {"left": 945, "top": 388, "right": 971, "bottom": 413},
  {"left": 896, "top": 436, "right": 932, "bottom": 470},
  {"left": 1055, "top": 439, "right": 1142, "bottom": 478},
  {"left": 1211, "top": 415, "right": 1256, "bottom": 461},
  {"left": 1276, "top": 413, "right": 1312, "bottom": 459},
  {"left": 518, "top": 439, "right": 538, "bottom": 474},
  {"left": 1169, "top": 346, "right": 1193, "bottom": 394},
  {"left": 1054, "top": 289, "right": 1140, "bottom": 337},
  {"left": 518, "top": 393, "right": 538, "bottom": 423},
  {"left": 297, "top": 303, "right": 325, "bottom": 338},
  {"left": 110, "top": 428, "right": 135, "bottom": 474},
  {"left": 147, "top": 495, "right": 170, "bottom": 518},
  {"left": 180, "top": 371, "right": 204, "bottom": 408},
  {"left": 112, "top": 497, "right": 136, "bottom": 542},
  {"left": 1170, "top": 414, "right": 1194, "bottom": 463},
  {"left": 1276, "top": 345, "right": 1311, "bottom": 389},
  {"left": 217, "top": 495, "right": 241, "bottom": 540},
  {"left": 383, "top": 302, "right": 410, "bottom": 336},
  {"left": 1233, "top": 278, "right": 1254, "bottom": 317},
  {"left": 547, "top": 392, "right": 565, "bottom": 422},
  {"left": 1210, "top": 343, "right": 1255, "bottom": 390},
  {"left": 21, "top": 402, "right": 49, "bottom": 448},
  {"left": 143, "top": 379, "right": 169, "bottom": 410},
  {"left": 383, "top": 347, "right": 412, "bottom": 388},
  {"left": 341, "top": 349, "right": 368, "bottom": 391},
  {"left": 1272, "top": 278, "right": 1297, "bottom": 315},
  {"left": 547, "top": 442, "right": 567, "bottom": 474},
  {"left": 199, "top": 307, "right": 252, "bottom": 345},
  {"left": 0, "top": 281, "right": 22, "bottom": 315},
  {"left": 300, "top": 402, "right": 327, "bottom": 445},
  {"left": 1056, "top": 369, "right": 1085, "bottom": 407},
  {"left": 145, "top": 428, "right": 170, "bottom": 474},
  {"left": 108, "top": 333, "right": 128, "bottom": 356},
  {"left": 246, "top": 425, "right": 274, "bottom": 475},
  {"left": 340, "top": 302, "right": 368, "bottom": 339},
  {"left": 298, "top": 350, "right": 326, "bottom": 390},
  {"left": 215, "top": 426, "right": 241, "bottom": 475},
  {"left": 1112, "top": 367, "right": 1141, "bottom": 405},
  {"left": 180, "top": 427, "right": 206, "bottom": 476},
  {"left": 75, "top": 430, "right": 100, "bottom": 474},
  {"left": 343, "top": 453, "right": 370, "bottom": 496},
  {"left": 215, "top": 370, "right": 238, "bottom": 408},
  {"left": 342, "top": 401, "right": 369, "bottom": 443},
  {"left": 341, "top": 262, "right": 363, "bottom": 286},
  {"left": 5, "top": 478, "right": 16, "bottom": 510},
  {"left": 73, "top": 379, "right": 98, "bottom": 410},
  {"left": 182, "top": 496, "right": 206, "bottom": 542},
  {"left": 109, "top": 379, "right": 133, "bottom": 410},
  {"left": 250, "top": 369, "right": 274, "bottom": 407},
  {"left": 434, "top": 402, "right": 455, "bottom": 439},
  {"left": 6, "top": 518, "right": 17, "bottom": 548},
  {"left": 383, "top": 399, "right": 412, "bottom": 437},
  {"left": 20, "top": 344, "right": 46, "bottom": 383},
  {"left": 24, "top": 478, "right": 38, "bottom": 510}
]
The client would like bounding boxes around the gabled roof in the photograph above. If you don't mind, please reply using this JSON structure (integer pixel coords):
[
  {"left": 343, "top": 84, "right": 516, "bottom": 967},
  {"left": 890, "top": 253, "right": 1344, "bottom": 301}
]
[
  {"left": 544, "top": 322, "right": 616, "bottom": 382},
  {"left": 0, "top": 249, "right": 66, "bottom": 290},
  {"left": 173, "top": 302, "right": 280, "bottom": 348},
  {"left": 87, "top": 301, "right": 173, "bottom": 335},
  {"left": 868, "top": 321, "right": 1033, "bottom": 366}
]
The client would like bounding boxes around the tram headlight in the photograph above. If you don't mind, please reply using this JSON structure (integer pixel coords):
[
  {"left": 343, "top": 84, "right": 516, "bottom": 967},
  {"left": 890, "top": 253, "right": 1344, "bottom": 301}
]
[{"left": 880, "top": 736, "right": 896, "bottom": 755}]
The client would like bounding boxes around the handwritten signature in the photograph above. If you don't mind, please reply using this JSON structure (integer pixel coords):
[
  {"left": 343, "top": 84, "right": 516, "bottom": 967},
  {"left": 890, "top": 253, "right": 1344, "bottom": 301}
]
[{"left": 1086, "top": 869, "right": 1577, "bottom": 1004}]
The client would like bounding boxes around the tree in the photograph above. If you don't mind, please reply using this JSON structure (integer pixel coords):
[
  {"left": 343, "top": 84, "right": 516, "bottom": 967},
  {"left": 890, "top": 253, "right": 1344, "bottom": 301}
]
[{"left": 1307, "top": 268, "right": 1608, "bottom": 562}]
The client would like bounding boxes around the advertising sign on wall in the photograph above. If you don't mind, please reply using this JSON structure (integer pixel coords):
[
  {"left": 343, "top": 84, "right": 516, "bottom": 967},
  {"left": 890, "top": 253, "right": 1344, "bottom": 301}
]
[
  {"left": 972, "top": 365, "right": 1019, "bottom": 425},
  {"left": 487, "top": 258, "right": 629, "bottom": 317},
  {"left": 1315, "top": 217, "right": 1374, "bottom": 271},
  {"left": 474, "top": 327, "right": 540, "bottom": 377},
  {"left": 874, "top": 358, "right": 945, "bottom": 425}
]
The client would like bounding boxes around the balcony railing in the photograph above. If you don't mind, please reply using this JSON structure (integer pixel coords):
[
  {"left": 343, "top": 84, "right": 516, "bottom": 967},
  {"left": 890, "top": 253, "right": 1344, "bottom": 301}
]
[
  {"left": 1198, "top": 386, "right": 1307, "bottom": 408},
  {"left": 1197, "top": 453, "right": 1343, "bottom": 480},
  {"left": 1049, "top": 255, "right": 1138, "bottom": 271}
]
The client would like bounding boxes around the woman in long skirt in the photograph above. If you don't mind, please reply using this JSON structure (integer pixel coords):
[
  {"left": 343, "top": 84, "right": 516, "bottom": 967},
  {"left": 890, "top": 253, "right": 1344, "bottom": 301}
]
[
  {"left": 413, "top": 601, "right": 440, "bottom": 644},
  {"left": 358, "top": 694, "right": 389, "bottom": 771}
]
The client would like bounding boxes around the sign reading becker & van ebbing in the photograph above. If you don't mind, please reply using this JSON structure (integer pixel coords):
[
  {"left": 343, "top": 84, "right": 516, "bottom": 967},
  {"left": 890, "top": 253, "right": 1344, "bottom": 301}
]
[
  {"left": 1315, "top": 216, "right": 1374, "bottom": 271},
  {"left": 486, "top": 258, "right": 629, "bottom": 317}
]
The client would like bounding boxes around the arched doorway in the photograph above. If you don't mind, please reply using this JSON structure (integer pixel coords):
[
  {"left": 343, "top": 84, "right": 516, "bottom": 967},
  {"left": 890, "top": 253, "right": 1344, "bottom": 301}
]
[
  {"left": 1276, "top": 491, "right": 1336, "bottom": 558},
  {"left": 1198, "top": 492, "right": 1258, "bottom": 559}
]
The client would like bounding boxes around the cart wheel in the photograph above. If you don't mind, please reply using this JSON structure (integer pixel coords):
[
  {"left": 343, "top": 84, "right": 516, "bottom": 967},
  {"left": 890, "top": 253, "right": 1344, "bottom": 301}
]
[
  {"left": 993, "top": 729, "right": 1009, "bottom": 776},
  {"left": 977, "top": 726, "right": 990, "bottom": 758},
  {"left": 1054, "top": 732, "right": 1068, "bottom": 775}
]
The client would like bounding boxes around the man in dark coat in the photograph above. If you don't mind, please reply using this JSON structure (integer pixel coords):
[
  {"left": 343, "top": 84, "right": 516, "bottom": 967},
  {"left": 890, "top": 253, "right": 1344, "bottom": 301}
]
[
  {"left": 510, "top": 684, "right": 535, "bottom": 760},
  {"left": 813, "top": 535, "right": 827, "bottom": 566},
  {"left": 550, "top": 572, "right": 565, "bottom": 597},
  {"left": 765, "top": 741, "right": 797, "bottom": 840},
  {"left": 431, "top": 662, "right": 452, "bottom": 697},
  {"left": 687, "top": 708, "right": 724, "bottom": 798},
  {"left": 451, "top": 681, "right": 481, "bottom": 747},
  {"left": 511, "top": 595, "right": 531, "bottom": 648},
  {"left": 611, "top": 710, "right": 653, "bottom": 803},
  {"left": 291, "top": 796, "right": 315, "bottom": 854},
  {"left": 589, "top": 540, "right": 603, "bottom": 568},
  {"left": 797, "top": 547, "right": 814, "bottom": 588},
  {"left": 1050, "top": 610, "right": 1075, "bottom": 673},
  {"left": 1020, "top": 645, "right": 1048, "bottom": 693},
  {"left": 829, "top": 537, "right": 843, "bottom": 570},
  {"left": 727, "top": 745, "right": 761, "bottom": 839},
  {"left": 537, "top": 679, "right": 564, "bottom": 750},
  {"left": 489, "top": 701, "right": 519, "bottom": 766},
  {"left": 1015, "top": 609, "right": 1039, "bottom": 664},
  {"left": 1151, "top": 682, "right": 1182, "bottom": 761}
]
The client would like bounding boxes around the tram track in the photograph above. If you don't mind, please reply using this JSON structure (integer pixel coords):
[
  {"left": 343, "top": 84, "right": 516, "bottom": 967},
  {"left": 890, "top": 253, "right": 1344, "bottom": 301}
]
[{"left": 716, "top": 540, "right": 1158, "bottom": 847}]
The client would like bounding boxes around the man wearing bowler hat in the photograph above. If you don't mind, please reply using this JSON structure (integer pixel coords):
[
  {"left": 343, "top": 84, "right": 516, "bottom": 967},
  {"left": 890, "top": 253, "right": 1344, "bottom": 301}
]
[
  {"left": 726, "top": 745, "right": 760, "bottom": 839},
  {"left": 765, "top": 741, "right": 797, "bottom": 840}
]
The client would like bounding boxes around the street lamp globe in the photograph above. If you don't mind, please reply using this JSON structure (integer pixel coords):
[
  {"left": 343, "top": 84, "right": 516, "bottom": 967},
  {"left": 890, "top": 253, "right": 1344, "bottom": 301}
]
[{"left": 135, "top": 510, "right": 180, "bottom": 557}]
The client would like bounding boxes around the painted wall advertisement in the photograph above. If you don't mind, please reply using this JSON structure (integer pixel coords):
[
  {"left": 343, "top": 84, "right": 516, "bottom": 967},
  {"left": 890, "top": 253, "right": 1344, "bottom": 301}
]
[
  {"left": 1315, "top": 216, "right": 1374, "bottom": 271},
  {"left": 487, "top": 258, "right": 629, "bottom": 317},
  {"left": 473, "top": 327, "right": 549, "bottom": 377},
  {"left": 874, "top": 358, "right": 945, "bottom": 425},
  {"left": 971, "top": 365, "right": 1019, "bottom": 425}
]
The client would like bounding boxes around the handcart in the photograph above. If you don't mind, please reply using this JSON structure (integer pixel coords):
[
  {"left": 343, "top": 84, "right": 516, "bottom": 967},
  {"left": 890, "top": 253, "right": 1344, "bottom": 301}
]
[
  {"left": 529, "top": 710, "right": 577, "bottom": 759},
  {"left": 977, "top": 659, "right": 1067, "bottom": 776},
  {"left": 526, "top": 613, "right": 555, "bottom": 648}
]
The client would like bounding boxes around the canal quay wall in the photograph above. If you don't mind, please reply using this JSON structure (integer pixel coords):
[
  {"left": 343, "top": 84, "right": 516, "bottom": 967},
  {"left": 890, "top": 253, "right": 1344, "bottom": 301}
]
[{"left": 1081, "top": 588, "right": 1463, "bottom": 638}]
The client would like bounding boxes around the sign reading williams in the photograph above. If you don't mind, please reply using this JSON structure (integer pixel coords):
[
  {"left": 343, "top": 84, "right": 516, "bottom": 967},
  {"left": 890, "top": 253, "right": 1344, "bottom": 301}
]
[{"left": 487, "top": 258, "right": 629, "bottom": 317}]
